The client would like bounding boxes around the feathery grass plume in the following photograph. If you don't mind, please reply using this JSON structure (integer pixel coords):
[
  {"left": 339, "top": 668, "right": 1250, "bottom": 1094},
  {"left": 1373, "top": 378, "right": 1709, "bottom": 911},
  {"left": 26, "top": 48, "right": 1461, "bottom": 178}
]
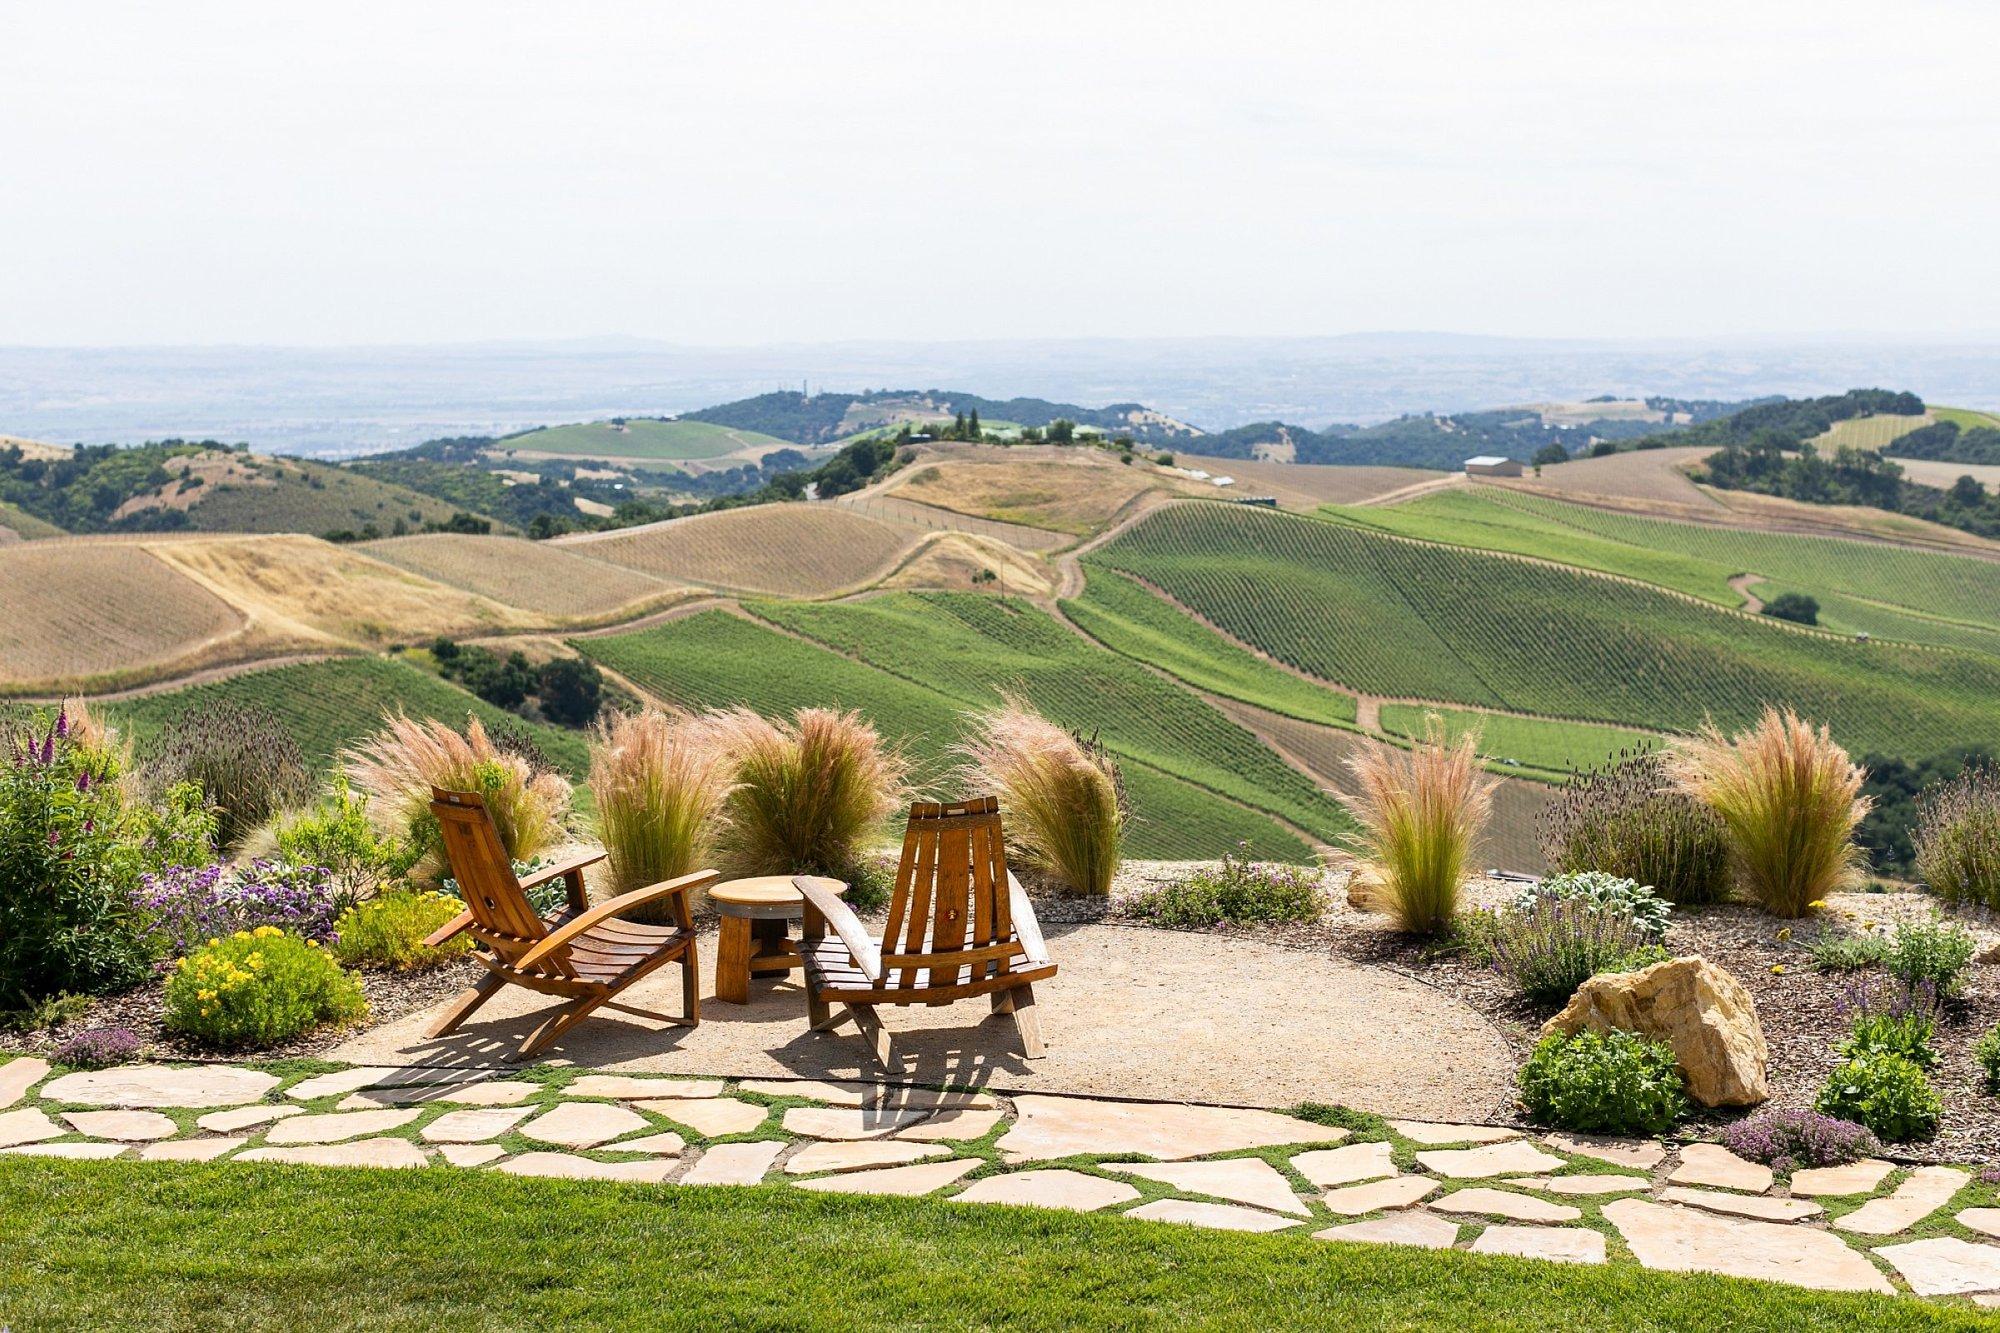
[
  {"left": 1915, "top": 762, "right": 2000, "bottom": 909},
  {"left": 1666, "top": 707, "right": 1869, "bottom": 918},
  {"left": 708, "top": 707, "right": 903, "bottom": 879},
  {"left": 342, "top": 712, "right": 571, "bottom": 879},
  {"left": 958, "top": 697, "right": 1125, "bottom": 897},
  {"left": 1343, "top": 718, "right": 1496, "bottom": 935},
  {"left": 587, "top": 709, "right": 732, "bottom": 923}
]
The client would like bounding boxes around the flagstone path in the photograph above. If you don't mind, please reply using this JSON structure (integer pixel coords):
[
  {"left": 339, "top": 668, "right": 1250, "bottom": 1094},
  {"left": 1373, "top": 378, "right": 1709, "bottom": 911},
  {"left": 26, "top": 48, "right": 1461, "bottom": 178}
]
[{"left": 6, "top": 1054, "right": 2000, "bottom": 1309}]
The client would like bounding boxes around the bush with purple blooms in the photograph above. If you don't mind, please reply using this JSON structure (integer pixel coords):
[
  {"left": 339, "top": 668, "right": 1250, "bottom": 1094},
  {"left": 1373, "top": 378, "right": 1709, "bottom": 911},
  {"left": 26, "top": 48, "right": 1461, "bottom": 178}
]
[
  {"left": 52, "top": 1025, "right": 144, "bottom": 1069},
  {"left": 1488, "top": 895, "right": 1667, "bottom": 1006},
  {"left": 1837, "top": 977, "right": 1940, "bottom": 1069},
  {"left": 135, "top": 860, "right": 339, "bottom": 963},
  {"left": 1719, "top": 1107, "right": 1880, "bottom": 1172}
]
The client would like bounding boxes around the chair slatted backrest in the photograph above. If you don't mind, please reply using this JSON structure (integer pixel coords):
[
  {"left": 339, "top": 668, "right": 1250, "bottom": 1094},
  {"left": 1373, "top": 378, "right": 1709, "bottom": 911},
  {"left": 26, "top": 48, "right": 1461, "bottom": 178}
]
[
  {"left": 429, "top": 788, "right": 572, "bottom": 976},
  {"left": 879, "top": 797, "right": 1017, "bottom": 992}
]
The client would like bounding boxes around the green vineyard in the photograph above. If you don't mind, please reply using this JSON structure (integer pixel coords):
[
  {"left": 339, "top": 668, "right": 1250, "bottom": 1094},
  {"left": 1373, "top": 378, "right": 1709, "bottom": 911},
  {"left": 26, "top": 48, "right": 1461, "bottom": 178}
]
[
  {"left": 1375, "top": 704, "right": 1660, "bottom": 781},
  {"left": 1097, "top": 502, "right": 2000, "bottom": 763}
]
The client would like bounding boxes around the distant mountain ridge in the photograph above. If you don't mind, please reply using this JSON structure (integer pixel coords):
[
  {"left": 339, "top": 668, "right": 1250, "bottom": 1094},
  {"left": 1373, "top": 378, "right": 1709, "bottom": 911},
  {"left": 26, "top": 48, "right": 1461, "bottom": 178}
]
[{"left": 682, "top": 389, "right": 1201, "bottom": 446}]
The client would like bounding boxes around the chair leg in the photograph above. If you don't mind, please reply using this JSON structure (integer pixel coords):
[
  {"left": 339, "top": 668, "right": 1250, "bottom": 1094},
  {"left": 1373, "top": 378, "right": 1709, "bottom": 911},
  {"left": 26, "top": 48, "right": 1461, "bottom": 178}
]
[
  {"left": 426, "top": 973, "right": 505, "bottom": 1039},
  {"left": 847, "top": 1003, "right": 905, "bottom": 1075},
  {"left": 512, "top": 992, "right": 610, "bottom": 1062},
  {"left": 1009, "top": 984, "right": 1046, "bottom": 1059},
  {"left": 682, "top": 943, "right": 701, "bottom": 1027},
  {"left": 808, "top": 988, "right": 834, "bottom": 1031},
  {"left": 990, "top": 987, "right": 1019, "bottom": 1015}
]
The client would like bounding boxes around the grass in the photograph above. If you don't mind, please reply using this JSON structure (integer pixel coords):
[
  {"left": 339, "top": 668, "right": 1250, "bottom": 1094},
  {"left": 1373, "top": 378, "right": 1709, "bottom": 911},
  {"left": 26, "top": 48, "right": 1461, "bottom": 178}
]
[
  {"left": 1097, "top": 502, "right": 2000, "bottom": 764},
  {"left": 181, "top": 457, "right": 474, "bottom": 535},
  {"left": 1810, "top": 413, "right": 1932, "bottom": 451},
  {"left": 0, "top": 541, "right": 245, "bottom": 690},
  {"left": 574, "top": 611, "right": 1315, "bottom": 861},
  {"left": 4, "top": 1159, "right": 1986, "bottom": 1331},
  {"left": 0, "top": 496, "right": 65, "bottom": 538},
  {"left": 496, "top": 418, "right": 788, "bottom": 461},
  {"left": 1377, "top": 704, "right": 1661, "bottom": 781},
  {"left": 890, "top": 458, "right": 1182, "bottom": 535},
  {"left": 1930, "top": 406, "right": 2000, "bottom": 432},
  {"left": 362, "top": 534, "right": 685, "bottom": 621}
]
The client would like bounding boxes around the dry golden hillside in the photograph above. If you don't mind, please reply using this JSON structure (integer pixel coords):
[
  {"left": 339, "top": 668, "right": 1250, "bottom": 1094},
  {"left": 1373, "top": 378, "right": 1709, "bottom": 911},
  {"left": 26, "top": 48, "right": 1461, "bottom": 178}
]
[
  {"left": 564, "top": 504, "right": 922, "bottom": 596},
  {"left": 361, "top": 534, "right": 689, "bottom": 621},
  {"left": 880, "top": 531, "right": 1056, "bottom": 598},
  {"left": 890, "top": 456, "right": 1207, "bottom": 535}
]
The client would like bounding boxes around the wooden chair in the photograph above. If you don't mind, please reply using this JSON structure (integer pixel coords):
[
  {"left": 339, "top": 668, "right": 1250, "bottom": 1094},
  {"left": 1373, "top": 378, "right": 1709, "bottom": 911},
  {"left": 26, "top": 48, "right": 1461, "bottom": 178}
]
[
  {"left": 421, "top": 788, "right": 714, "bottom": 1061},
  {"left": 793, "top": 796, "right": 1056, "bottom": 1074}
]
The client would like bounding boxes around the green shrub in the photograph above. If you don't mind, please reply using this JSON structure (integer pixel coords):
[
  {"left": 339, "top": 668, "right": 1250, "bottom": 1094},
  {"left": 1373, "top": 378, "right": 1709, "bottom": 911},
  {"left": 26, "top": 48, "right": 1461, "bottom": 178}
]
[
  {"left": 1804, "top": 926, "right": 1890, "bottom": 972},
  {"left": 1837, "top": 981, "right": 1938, "bottom": 1069},
  {"left": 142, "top": 700, "right": 310, "bottom": 849},
  {"left": 1123, "top": 846, "right": 1324, "bottom": 928},
  {"left": 1514, "top": 871, "right": 1671, "bottom": 941},
  {"left": 1517, "top": 1029, "right": 1688, "bottom": 1135},
  {"left": 333, "top": 891, "right": 473, "bottom": 971},
  {"left": 1538, "top": 754, "right": 1731, "bottom": 905},
  {"left": 1915, "top": 764, "right": 2000, "bottom": 908},
  {"left": 264, "top": 778, "right": 418, "bottom": 910},
  {"left": 1814, "top": 1049, "right": 1941, "bottom": 1142},
  {"left": 1975, "top": 1026, "right": 2000, "bottom": 1094},
  {"left": 1490, "top": 898, "right": 1666, "bottom": 1006},
  {"left": 164, "top": 927, "right": 367, "bottom": 1049},
  {"left": 1885, "top": 914, "right": 1977, "bottom": 999}
]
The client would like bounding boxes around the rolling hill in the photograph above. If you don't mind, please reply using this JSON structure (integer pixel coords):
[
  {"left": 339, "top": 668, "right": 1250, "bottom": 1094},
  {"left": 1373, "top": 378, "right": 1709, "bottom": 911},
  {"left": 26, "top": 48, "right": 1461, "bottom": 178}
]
[{"left": 494, "top": 418, "right": 792, "bottom": 463}]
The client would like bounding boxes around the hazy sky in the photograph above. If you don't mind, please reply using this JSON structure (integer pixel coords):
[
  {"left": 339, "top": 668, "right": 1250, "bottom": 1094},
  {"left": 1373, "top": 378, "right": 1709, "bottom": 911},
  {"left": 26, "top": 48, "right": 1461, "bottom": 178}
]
[{"left": 4, "top": 2, "right": 1996, "bottom": 347}]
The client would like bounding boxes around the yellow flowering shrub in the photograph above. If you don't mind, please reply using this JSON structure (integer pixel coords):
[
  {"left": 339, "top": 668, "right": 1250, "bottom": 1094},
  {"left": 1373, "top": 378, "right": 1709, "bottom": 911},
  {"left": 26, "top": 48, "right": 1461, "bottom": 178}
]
[
  {"left": 332, "top": 891, "right": 473, "bottom": 971},
  {"left": 163, "top": 926, "right": 366, "bottom": 1048}
]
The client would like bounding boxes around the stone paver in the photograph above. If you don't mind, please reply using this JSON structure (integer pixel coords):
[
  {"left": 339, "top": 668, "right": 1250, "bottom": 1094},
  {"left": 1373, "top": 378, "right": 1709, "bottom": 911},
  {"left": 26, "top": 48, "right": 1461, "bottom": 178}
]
[
  {"left": 1541, "top": 1133, "right": 1665, "bottom": 1170},
  {"left": 1877, "top": 1238, "right": 2000, "bottom": 1298},
  {"left": 637, "top": 1097, "right": 769, "bottom": 1138},
  {"left": 44, "top": 1064, "right": 278, "bottom": 1108},
  {"left": 238, "top": 1138, "right": 429, "bottom": 1169},
  {"left": 498, "top": 1152, "right": 675, "bottom": 1184},
  {"left": 1660, "top": 1185, "right": 1821, "bottom": 1222},
  {"left": 680, "top": 1140, "right": 784, "bottom": 1185},
  {"left": 739, "top": 1079, "right": 993, "bottom": 1110},
  {"left": 140, "top": 1136, "right": 246, "bottom": 1162},
  {"left": 1415, "top": 1141, "right": 1566, "bottom": 1180},
  {"left": 1322, "top": 1175, "right": 1439, "bottom": 1216},
  {"left": 197, "top": 1105, "right": 303, "bottom": 1133},
  {"left": 1386, "top": 1120, "right": 1519, "bottom": 1145},
  {"left": 1503, "top": 1175, "right": 1650, "bottom": 1196},
  {"left": 1604, "top": 1199, "right": 1892, "bottom": 1294},
  {"left": 1126, "top": 1199, "right": 1299, "bottom": 1232},
  {"left": 0, "top": 1107, "right": 64, "bottom": 1148},
  {"left": 265, "top": 1108, "right": 422, "bottom": 1146},
  {"left": 610, "top": 1132, "right": 687, "bottom": 1156},
  {"left": 1790, "top": 1159, "right": 1895, "bottom": 1197},
  {"left": 953, "top": 1169, "right": 1140, "bottom": 1212},
  {"left": 1668, "top": 1143, "right": 1772, "bottom": 1193},
  {"left": 996, "top": 1095, "right": 1338, "bottom": 1164},
  {"left": 782, "top": 1106, "right": 936, "bottom": 1141},
  {"left": 893, "top": 1109, "right": 1004, "bottom": 1142},
  {"left": 62, "top": 1110, "right": 179, "bottom": 1142},
  {"left": 1293, "top": 1142, "right": 1396, "bottom": 1188},
  {"left": 1957, "top": 1208, "right": 2000, "bottom": 1240},
  {"left": 1114, "top": 1158, "right": 1311, "bottom": 1217},
  {"left": 1433, "top": 1188, "right": 1581, "bottom": 1224},
  {"left": 1836, "top": 1167, "right": 1970, "bottom": 1237},
  {"left": 341, "top": 1081, "right": 541, "bottom": 1108},
  {"left": 1470, "top": 1225, "right": 1607, "bottom": 1265},
  {"left": 1, "top": 1142, "right": 129, "bottom": 1159},
  {"left": 793, "top": 1158, "right": 980, "bottom": 1198},
  {"left": 0, "top": 1056, "right": 50, "bottom": 1108},
  {"left": 1314, "top": 1211, "right": 1460, "bottom": 1249},
  {"left": 284, "top": 1066, "right": 485, "bottom": 1101},
  {"left": 519, "top": 1102, "right": 649, "bottom": 1149},
  {"left": 436, "top": 1144, "right": 505, "bottom": 1168},
  {"left": 567, "top": 1076, "right": 727, "bottom": 1100},
  {"left": 420, "top": 1108, "right": 534, "bottom": 1144},
  {"left": 786, "top": 1141, "right": 949, "bottom": 1175}
]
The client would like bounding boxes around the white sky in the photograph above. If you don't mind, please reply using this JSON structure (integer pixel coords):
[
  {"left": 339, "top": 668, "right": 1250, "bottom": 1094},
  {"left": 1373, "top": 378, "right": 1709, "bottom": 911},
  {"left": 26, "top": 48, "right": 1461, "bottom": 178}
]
[{"left": 2, "top": 1, "right": 1996, "bottom": 346}]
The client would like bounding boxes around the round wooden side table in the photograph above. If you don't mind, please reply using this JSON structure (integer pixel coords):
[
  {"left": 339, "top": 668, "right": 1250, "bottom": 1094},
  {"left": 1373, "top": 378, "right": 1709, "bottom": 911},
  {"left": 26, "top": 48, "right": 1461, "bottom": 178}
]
[{"left": 710, "top": 875, "right": 845, "bottom": 1004}]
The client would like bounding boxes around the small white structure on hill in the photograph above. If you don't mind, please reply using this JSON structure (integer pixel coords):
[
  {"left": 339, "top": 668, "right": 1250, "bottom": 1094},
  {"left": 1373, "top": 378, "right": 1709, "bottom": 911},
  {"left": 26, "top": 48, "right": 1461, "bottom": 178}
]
[{"left": 1464, "top": 455, "right": 1523, "bottom": 478}]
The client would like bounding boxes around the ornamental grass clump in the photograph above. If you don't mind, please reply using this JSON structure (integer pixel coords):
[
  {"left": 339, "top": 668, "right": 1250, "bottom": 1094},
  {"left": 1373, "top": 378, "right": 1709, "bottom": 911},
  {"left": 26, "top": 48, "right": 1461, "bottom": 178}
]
[
  {"left": 1538, "top": 753, "right": 1731, "bottom": 905},
  {"left": 1517, "top": 1029, "right": 1687, "bottom": 1136},
  {"left": 332, "top": 890, "right": 474, "bottom": 970},
  {"left": 710, "top": 707, "right": 903, "bottom": 881},
  {"left": 1343, "top": 721, "right": 1495, "bottom": 935},
  {"left": 1915, "top": 763, "right": 2000, "bottom": 909},
  {"left": 164, "top": 926, "right": 366, "bottom": 1049},
  {"left": 1666, "top": 708, "right": 1869, "bottom": 918},
  {"left": 141, "top": 700, "right": 310, "bottom": 850},
  {"left": 1718, "top": 1107, "right": 1879, "bottom": 1171},
  {"left": 588, "top": 709, "right": 732, "bottom": 922},
  {"left": 959, "top": 699, "right": 1124, "bottom": 897},
  {"left": 342, "top": 712, "right": 571, "bottom": 879}
]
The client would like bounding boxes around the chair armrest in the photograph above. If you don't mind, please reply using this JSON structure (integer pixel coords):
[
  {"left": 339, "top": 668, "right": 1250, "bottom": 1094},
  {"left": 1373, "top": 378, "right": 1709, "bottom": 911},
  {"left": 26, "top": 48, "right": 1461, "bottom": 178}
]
[
  {"left": 1007, "top": 872, "right": 1052, "bottom": 967},
  {"left": 515, "top": 869, "right": 718, "bottom": 972},
  {"left": 422, "top": 909, "right": 476, "bottom": 949},
  {"left": 520, "top": 849, "right": 607, "bottom": 912},
  {"left": 793, "top": 875, "right": 881, "bottom": 982}
]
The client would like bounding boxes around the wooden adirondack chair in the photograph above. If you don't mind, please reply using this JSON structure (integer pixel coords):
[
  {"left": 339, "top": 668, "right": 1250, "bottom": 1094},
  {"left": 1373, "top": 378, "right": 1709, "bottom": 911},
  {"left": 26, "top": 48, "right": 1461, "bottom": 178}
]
[
  {"left": 421, "top": 787, "right": 715, "bottom": 1061},
  {"left": 793, "top": 796, "right": 1056, "bottom": 1074}
]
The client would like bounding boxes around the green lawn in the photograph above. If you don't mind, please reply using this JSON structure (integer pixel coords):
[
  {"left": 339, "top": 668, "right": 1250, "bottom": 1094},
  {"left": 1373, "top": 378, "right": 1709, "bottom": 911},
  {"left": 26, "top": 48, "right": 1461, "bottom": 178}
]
[
  {"left": 497, "top": 419, "right": 787, "bottom": 461},
  {"left": 0, "top": 1159, "right": 1981, "bottom": 1331},
  {"left": 1931, "top": 406, "right": 2000, "bottom": 432},
  {"left": 1377, "top": 704, "right": 1662, "bottom": 780}
]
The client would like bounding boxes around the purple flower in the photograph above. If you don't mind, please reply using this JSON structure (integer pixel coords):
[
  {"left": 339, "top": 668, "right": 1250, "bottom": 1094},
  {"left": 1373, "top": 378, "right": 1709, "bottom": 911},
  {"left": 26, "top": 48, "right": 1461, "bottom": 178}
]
[
  {"left": 1720, "top": 1108, "right": 1879, "bottom": 1169},
  {"left": 53, "top": 1026, "right": 142, "bottom": 1070},
  {"left": 134, "top": 859, "right": 339, "bottom": 962},
  {"left": 54, "top": 708, "right": 69, "bottom": 740}
]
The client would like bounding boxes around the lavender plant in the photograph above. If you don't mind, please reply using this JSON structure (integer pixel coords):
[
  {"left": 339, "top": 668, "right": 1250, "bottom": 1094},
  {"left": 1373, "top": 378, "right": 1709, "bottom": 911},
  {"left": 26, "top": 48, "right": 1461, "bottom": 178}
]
[
  {"left": 135, "top": 860, "right": 339, "bottom": 962},
  {"left": 1489, "top": 895, "right": 1664, "bottom": 1006},
  {"left": 1836, "top": 977, "right": 1940, "bottom": 1069},
  {"left": 142, "top": 700, "right": 310, "bottom": 850},
  {"left": 1538, "top": 753, "right": 1731, "bottom": 905},
  {"left": 1718, "top": 1107, "right": 1880, "bottom": 1171}
]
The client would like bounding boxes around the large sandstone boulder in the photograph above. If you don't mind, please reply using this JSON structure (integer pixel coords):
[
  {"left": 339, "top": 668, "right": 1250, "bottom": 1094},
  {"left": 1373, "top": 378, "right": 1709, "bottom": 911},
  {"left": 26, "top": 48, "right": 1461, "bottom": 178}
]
[{"left": 1541, "top": 956, "right": 1768, "bottom": 1108}]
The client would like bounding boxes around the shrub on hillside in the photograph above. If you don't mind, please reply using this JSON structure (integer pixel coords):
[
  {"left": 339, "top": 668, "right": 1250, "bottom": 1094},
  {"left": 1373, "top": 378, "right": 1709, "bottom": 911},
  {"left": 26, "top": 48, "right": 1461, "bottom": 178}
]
[
  {"left": 1915, "top": 763, "right": 2000, "bottom": 909},
  {"left": 1815, "top": 1049, "right": 1941, "bottom": 1142},
  {"left": 164, "top": 927, "right": 366, "bottom": 1049},
  {"left": 1488, "top": 896, "right": 1666, "bottom": 1006},
  {"left": 538, "top": 657, "right": 604, "bottom": 727},
  {"left": 135, "top": 860, "right": 339, "bottom": 962},
  {"left": 142, "top": 700, "right": 311, "bottom": 849},
  {"left": 332, "top": 891, "right": 472, "bottom": 970},
  {"left": 1538, "top": 754, "right": 1730, "bottom": 905},
  {"left": 258, "top": 778, "right": 418, "bottom": 909},
  {"left": 1666, "top": 707, "right": 1870, "bottom": 918},
  {"left": 1885, "top": 914, "right": 1977, "bottom": 1000},
  {"left": 588, "top": 709, "right": 730, "bottom": 923},
  {"left": 1760, "top": 591, "right": 1820, "bottom": 626},
  {"left": 960, "top": 699, "right": 1124, "bottom": 897},
  {"left": 710, "top": 707, "right": 903, "bottom": 884},
  {"left": 1517, "top": 1029, "right": 1687, "bottom": 1136},
  {"left": 1122, "top": 845, "right": 1322, "bottom": 927},
  {"left": 1343, "top": 720, "right": 1495, "bottom": 935},
  {"left": 1718, "top": 1107, "right": 1879, "bottom": 1171}
]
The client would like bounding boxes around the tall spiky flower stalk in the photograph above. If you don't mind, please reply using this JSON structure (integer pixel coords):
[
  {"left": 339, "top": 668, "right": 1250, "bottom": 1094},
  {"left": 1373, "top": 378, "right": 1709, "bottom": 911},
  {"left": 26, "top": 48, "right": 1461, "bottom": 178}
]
[
  {"left": 587, "top": 709, "right": 732, "bottom": 921},
  {"left": 1343, "top": 719, "right": 1496, "bottom": 935},
  {"left": 958, "top": 696, "right": 1124, "bottom": 896}
]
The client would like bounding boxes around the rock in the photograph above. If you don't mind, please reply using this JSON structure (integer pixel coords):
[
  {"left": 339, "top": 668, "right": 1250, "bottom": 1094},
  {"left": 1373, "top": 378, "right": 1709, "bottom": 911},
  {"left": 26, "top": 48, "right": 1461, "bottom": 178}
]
[
  {"left": 893, "top": 1109, "right": 1004, "bottom": 1142},
  {"left": 0, "top": 1108, "right": 65, "bottom": 1148},
  {"left": 1469, "top": 1225, "right": 1606, "bottom": 1265},
  {"left": 1668, "top": 1144, "right": 1772, "bottom": 1194},
  {"left": 420, "top": 1108, "right": 533, "bottom": 1143},
  {"left": 1, "top": 1142, "right": 129, "bottom": 1159},
  {"left": 1875, "top": 1238, "right": 2000, "bottom": 1298},
  {"left": 1321, "top": 1176, "right": 1439, "bottom": 1215},
  {"left": 1125, "top": 1199, "right": 1298, "bottom": 1232},
  {"left": 197, "top": 1105, "right": 303, "bottom": 1133},
  {"left": 1315, "top": 1211, "right": 1460, "bottom": 1249},
  {"left": 140, "top": 1137, "right": 245, "bottom": 1162},
  {"left": 43, "top": 1064, "right": 279, "bottom": 1109},
  {"left": 0, "top": 1056, "right": 51, "bottom": 1109},
  {"left": 62, "top": 1110, "right": 179, "bottom": 1141},
  {"left": 264, "top": 1109, "right": 422, "bottom": 1145},
  {"left": 1386, "top": 1120, "right": 1519, "bottom": 1145},
  {"left": 782, "top": 1106, "right": 934, "bottom": 1140},
  {"left": 1834, "top": 1166, "right": 1970, "bottom": 1237},
  {"left": 996, "top": 1095, "right": 1339, "bottom": 1163},
  {"left": 785, "top": 1141, "right": 949, "bottom": 1175},
  {"left": 1432, "top": 1188, "right": 1580, "bottom": 1224},
  {"left": 1660, "top": 1186, "right": 1821, "bottom": 1221},
  {"left": 1603, "top": 1199, "right": 1890, "bottom": 1294},
  {"left": 518, "top": 1102, "right": 649, "bottom": 1149},
  {"left": 1789, "top": 1159, "right": 1894, "bottom": 1197},
  {"left": 1958, "top": 1207, "right": 2000, "bottom": 1239},
  {"left": 436, "top": 1144, "right": 505, "bottom": 1168},
  {"left": 609, "top": 1132, "right": 686, "bottom": 1156},
  {"left": 1541, "top": 956, "right": 1768, "bottom": 1107},
  {"left": 1292, "top": 1142, "right": 1397, "bottom": 1188},
  {"left": 566, "top": 1075, "right": 726, "bottom": 1100},
  {"left": 238, "top": 1138, "right": 429, "bottom": 1169},
  {"left": 497, "top": 1152, "right": 674, "bottom": 1184},
  {"left": 680, "top": 1140, "right": 784, "bottom": 1185},
  {"left": 341, "top": 1081, "right": 541, "bottom": 1108},
  {"left": 1541, "top": 1133, "right": 1665, "bottom": 1170},
  {"left": 1113, "top": 1158, "right": 1310, "bottom": 1217},
  {"left": 792, "top": 1158, "right": 979, "bottom": 1198},
  {"left": 953, "top": 1170, "right": 1139, "bottom": 1212},
  {"left": 284, "top": 1066, "right": 485, "bottom": 1101},
  {"left": 1503, "top": 1174, "right": 1650, "bottom": 1196},
  {"left": 1416, "top": 1141, "right": 1567, "bottom": 1180},
  {"left": 737, "top": 1079, "right": 993, "bottom": 1110},
  {"left": 636, "top": 1097, "right": 769, "bottom": 1138}
]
